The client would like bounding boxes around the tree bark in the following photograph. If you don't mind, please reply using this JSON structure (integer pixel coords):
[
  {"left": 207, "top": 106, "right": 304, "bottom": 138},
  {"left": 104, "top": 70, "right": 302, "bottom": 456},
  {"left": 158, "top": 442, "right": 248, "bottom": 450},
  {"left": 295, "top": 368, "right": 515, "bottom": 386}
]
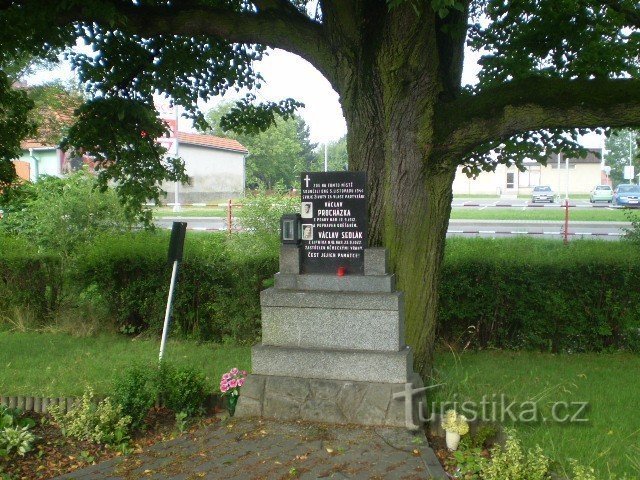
[{"left": 337, "top": 2, "right": 457, "bottom": 375}]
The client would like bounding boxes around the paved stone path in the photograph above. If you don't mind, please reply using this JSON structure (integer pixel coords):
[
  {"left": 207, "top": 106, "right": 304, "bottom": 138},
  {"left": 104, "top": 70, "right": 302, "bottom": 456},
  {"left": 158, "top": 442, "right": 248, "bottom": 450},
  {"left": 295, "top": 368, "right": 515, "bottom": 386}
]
[{"left": 55, "top": 418, "right": 447, "bottom": 479}]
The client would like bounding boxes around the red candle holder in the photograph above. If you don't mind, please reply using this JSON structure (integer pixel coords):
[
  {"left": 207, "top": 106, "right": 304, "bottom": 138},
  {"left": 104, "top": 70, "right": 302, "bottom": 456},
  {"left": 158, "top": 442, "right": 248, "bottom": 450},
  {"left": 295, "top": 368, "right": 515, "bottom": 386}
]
[{"left": 337, "top": 266, "right": 346, "bottom": 277}]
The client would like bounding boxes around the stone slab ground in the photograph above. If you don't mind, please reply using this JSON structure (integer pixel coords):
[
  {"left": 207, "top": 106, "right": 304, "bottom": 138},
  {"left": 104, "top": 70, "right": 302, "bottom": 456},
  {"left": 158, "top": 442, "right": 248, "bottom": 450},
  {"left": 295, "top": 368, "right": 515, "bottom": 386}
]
[{"left": 54, "top": 417, "right": 447, "bottom": 479}]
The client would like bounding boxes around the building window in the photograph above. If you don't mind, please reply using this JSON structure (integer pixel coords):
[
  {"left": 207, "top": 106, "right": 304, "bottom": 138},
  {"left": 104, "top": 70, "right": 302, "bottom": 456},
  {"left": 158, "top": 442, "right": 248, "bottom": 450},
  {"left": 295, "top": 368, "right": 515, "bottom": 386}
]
[{"left": 506, "top": 172, "right": 515, "bottom": 189}]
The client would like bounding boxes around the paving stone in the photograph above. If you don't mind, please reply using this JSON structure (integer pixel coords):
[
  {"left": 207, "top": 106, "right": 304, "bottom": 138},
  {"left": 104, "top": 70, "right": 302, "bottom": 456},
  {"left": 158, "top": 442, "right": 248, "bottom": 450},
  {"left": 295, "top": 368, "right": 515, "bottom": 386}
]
[{"left": 54, "top": 418, "right": 447, "bottom": 479}]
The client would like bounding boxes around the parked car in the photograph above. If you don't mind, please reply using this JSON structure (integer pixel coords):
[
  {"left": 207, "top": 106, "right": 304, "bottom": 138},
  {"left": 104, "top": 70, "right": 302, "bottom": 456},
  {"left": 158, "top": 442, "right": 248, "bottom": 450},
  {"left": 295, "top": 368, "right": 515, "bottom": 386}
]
[
  {"left": 613, "top": 184, "right": 640, "bottom": 207},
  {"left": 589, "top": 185, "right": 613, "bottom": 203},
  {"left": 531, "top": 185, "right": 555, "bottom": 203}
]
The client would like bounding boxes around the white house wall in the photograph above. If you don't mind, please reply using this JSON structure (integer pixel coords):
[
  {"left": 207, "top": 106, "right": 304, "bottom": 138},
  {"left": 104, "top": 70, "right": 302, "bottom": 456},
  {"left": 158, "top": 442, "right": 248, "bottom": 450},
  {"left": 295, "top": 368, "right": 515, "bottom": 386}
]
[
  {"left": 453, "top": 163, "right": 601, "bottom": 196},
  {"left": 17, "top": 149, "right": 61, "bottom": 181},
  {"left": 163, "top": 144, "right": 245, "bottom": 203}
]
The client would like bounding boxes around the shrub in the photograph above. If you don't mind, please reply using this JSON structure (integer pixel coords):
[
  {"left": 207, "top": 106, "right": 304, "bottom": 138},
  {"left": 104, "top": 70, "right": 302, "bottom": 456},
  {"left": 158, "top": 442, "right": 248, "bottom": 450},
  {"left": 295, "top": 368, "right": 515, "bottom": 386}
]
[
  {"left": 235, "top": 187, "right": 299, "bottom": 253},
  {"left": 48, "top": 388, "right": 131, "bottom": 446},
  {"left": 0, "top": 236, "right": 62, "bottom": 320},
  {"left": 438, "top": 238, "right": 640, "bottom": 352},
  {"left": 112, "top": 366, "right": 157, "bottom": 430},
  {"left": 157, "top": 363, "right": 208, "bottom": 417},
  {"left": 0, "top": 426, "right": 36, "bottom": 457},
  {"left": 112, "top": 363, "right": 209, "bottom": 426},
  {"left": 481, "top": 430, "right": 550, "bottom": 480},
  {"left": 0, "top": 170, "right": 136, "bottom": 257},
  {"left": 0, "top": 406, "right": 37, "bottom": 458},
  {"left": 72, "top": 231, "right": 276, "bottom": 342}
]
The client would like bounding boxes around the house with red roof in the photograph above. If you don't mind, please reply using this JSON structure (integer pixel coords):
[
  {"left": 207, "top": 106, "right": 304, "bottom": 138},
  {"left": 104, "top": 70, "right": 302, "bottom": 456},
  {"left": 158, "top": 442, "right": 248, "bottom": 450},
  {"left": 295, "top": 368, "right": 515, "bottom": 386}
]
[
  {"left": 162, "top": 132, "right": 248, "bottom": 204},
  {"left": 14, "top": 131, "right": 248, "bottom": 203}
]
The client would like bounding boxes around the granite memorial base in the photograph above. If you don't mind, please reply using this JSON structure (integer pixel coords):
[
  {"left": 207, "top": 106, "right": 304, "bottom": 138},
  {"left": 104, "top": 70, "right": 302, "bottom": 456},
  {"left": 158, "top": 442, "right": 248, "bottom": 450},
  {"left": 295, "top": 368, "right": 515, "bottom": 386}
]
[{"left": 235, "top": 246, "right": 426, "bottom": 429}]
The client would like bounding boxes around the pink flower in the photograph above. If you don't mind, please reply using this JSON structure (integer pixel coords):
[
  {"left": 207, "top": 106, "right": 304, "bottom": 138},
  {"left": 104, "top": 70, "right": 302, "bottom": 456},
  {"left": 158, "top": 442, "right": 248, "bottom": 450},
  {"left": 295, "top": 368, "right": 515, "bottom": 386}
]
[
  {"left": 222, "top": 373, "right": 231, "bottom": 381},
  {"left": 237, "top": 378, "right": 245, "bottom": 387},
  {"left": 229, "top": 379, "right": 238, "bottom": 388},
  {"left": 220, "top": 383, "right": 229, "bottom": 393},
  {"left": 241, "top": 370, "right": 248, "bottom": 376},
  {"left": 230, "top": 368, "right": 239, "bottom": 375}
]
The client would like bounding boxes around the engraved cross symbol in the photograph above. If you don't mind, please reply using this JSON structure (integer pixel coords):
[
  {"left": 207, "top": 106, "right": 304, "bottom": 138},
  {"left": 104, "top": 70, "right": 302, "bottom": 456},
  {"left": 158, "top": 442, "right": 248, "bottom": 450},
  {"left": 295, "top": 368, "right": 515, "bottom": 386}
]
[{"left": 303, "top": 174, "right": 311, "bottom": 188}]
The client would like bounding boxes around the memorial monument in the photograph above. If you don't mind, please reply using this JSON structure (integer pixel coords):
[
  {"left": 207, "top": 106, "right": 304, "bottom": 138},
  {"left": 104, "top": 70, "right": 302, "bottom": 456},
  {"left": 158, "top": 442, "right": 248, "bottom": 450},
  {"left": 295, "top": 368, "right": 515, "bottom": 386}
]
[{"left": 236, "top": 172, "right": 425, "bottom": 428}]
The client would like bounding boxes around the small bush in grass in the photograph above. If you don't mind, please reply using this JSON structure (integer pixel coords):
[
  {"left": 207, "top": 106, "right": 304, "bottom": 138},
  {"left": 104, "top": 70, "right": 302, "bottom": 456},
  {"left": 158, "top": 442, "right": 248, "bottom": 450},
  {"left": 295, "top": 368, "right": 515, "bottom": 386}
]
[
  {"left": 157, "top": 363, "right": 208, "bottom": 417},
  {"left": 0, "top": 405, "right": 38, "bottom": 458},
  {"left": 235, "top": 186, "right": 299, "bottom": 253},
  {"left": 112, "top": 366, "right": 157, "bottom": 431},
  {"left": 480, "top": 429, "right": 550, "bottom": 480},
  {"left": 113, "top": 363, "right": 209, "bottom": 424},
  {"left": 48, "top": 388, "right": 131, "bottom": 446}
]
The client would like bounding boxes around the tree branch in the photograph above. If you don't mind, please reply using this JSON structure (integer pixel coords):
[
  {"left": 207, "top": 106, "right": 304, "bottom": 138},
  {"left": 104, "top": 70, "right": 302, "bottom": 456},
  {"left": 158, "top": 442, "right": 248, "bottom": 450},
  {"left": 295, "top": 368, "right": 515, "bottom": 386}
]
[
  {"left": 435, "top": 77, "right": 640, "bottom": 160},
  {"left": 603, "top": 0, "right": 640, "bottom": 28},
  {"left": 50, "top": 1, "right": 336, "bottom": 83}
]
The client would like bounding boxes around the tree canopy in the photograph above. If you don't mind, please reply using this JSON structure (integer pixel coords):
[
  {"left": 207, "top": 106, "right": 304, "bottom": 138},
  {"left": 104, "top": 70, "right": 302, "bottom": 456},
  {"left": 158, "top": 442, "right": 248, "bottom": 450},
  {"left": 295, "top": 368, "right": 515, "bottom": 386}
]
[
  {"left": 1, "top": 0, "right": 639, "bottom": 371},
  {"left": 605, "top": 129, "right": 640, "bottom": 186},
  {"left": 205, "top": 101, "right": 317, "bottom": 189}
]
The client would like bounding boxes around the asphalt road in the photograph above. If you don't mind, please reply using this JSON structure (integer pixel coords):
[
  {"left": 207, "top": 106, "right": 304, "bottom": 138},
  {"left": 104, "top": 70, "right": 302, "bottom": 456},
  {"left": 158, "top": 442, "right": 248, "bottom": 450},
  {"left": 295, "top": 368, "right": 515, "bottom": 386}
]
[{"left": 155, "top": 216, "right": 629, "bottom": 240}]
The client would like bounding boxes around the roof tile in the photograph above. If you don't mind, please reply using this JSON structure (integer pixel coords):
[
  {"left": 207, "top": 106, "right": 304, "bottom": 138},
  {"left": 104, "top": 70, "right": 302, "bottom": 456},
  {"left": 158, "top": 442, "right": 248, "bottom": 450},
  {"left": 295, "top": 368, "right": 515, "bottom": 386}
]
[{"left": 176, "top": 132, "right": 248, "bottom": 153}]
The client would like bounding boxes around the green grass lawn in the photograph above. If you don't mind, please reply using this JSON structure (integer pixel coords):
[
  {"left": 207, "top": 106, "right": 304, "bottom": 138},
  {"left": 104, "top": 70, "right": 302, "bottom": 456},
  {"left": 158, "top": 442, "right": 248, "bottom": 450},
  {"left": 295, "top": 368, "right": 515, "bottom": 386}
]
[
  {"left": 2, "top": 332, "right": 637, "bottom": 477},
  {"left": 0, "top": 332, "right": 250, "bottom": 396},
  {"left": 450, "top": 207, "right": 634, "bottom": 222},
  {"left": 432, "top": 351, "right": 640, "bottom": 478},
  {"left": 152, "top": 207, "right": 226, "bottom": 218}
]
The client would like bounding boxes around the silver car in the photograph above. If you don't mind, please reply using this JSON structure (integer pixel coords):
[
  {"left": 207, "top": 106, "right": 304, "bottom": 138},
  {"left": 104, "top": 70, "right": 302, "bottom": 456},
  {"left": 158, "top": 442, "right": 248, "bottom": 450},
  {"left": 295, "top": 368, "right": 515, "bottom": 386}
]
[{"left": 531, "top": 185, "right": 555, "bottom": 203}]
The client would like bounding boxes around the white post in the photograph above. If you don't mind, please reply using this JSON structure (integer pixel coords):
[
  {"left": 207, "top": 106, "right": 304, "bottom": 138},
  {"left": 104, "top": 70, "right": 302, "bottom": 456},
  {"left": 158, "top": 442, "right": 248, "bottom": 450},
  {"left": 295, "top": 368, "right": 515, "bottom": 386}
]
[
  {"left": 557, "top": 151, "right": 562, "bottom": 196},
  {"left": 159, "top": 260, "right": 179, "bottom": 362},
  {"left": 630, "top": 135, "right": 634, "bottom": 184},
  {"left": 173, "top": 105, "right": 182, "bottom": 212},
  {"left": 565, "top": 155, "right": 569, "bottom": 200},
  {"left": 324, "top": 143, "right": 328, "bottom": 172}
]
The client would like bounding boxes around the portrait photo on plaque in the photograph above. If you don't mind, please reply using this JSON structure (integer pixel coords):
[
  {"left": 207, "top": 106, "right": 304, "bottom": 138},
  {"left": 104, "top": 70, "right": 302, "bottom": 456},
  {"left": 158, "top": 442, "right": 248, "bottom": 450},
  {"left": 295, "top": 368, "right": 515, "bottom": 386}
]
[
  {"left": 302, "top": 224, "right": 314, "bottom": 241},
  {"left": 301, "top": 202, "right": 313, "bottom": 218}
]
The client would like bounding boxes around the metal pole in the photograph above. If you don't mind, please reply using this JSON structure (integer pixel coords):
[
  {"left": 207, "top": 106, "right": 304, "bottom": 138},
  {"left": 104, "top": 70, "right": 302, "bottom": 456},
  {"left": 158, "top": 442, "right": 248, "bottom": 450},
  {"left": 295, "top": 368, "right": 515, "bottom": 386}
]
[
  {"left": 227, "top": 198, "right": 232, "bottom": 234},
  {"left": 557, "top": 152, "right": 561, "bottom": 195},
  {"left": 564, "top": 199, "right": 569, "bottom": 245},
  {"left": 173, "top": 105, "right": 181, "bottom": 212},
  {"left": 630, "top": 135, "right": 634, "bottom": 184},
  {"left": 159, "top": 260, "right": 179, "bottom": 362},
  {"left": 565, "top": 155, "right": 569, "bottom": 200},
  {"left": 324, "top": 143, "right": 328, "bottom": 172}
]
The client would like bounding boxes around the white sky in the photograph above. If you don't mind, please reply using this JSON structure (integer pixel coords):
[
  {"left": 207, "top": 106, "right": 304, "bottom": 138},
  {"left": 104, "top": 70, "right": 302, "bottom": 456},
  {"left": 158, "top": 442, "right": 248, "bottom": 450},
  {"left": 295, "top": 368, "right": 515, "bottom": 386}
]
[{"left": 27, "top": 46, "right": 603, "bottom": 149}]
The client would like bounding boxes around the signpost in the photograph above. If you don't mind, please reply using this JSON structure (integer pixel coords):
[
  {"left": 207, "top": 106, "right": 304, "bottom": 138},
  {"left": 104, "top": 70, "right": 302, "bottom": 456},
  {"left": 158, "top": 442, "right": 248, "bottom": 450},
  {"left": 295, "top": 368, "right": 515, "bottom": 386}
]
[
  {"left": 159, "top": 221, "right": 187, "bottom": 362},
  {"left": 299, "top": 172, "right": 367, "bottom": 274}
]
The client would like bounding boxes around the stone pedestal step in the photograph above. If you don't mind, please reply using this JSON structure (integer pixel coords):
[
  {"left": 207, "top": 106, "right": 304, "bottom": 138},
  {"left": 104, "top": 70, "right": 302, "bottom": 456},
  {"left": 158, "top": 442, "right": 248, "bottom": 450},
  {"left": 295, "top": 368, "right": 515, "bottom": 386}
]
[
  {"left": 236, "top": 373, "right": 426, "bottom": 429},
  {"left": 274, "top": 273, "right": 395, "bottom": 292},
  {"left": 251, "top": 344, "right": 413, "bottom": 384},
  {"left": 262, "top": 305, "right": 404, "bottom": 351},
  {"left": 261, "top": 287, "right": 403, "bottom": 310}
]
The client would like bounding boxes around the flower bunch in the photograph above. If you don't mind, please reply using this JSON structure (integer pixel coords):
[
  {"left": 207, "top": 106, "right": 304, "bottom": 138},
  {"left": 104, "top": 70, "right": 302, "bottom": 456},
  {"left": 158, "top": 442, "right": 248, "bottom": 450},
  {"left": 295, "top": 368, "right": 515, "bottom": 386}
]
[
  {"left": 220, "top": 368, "right": 247, "bottom": 396},
  {"left": 441, "top": 409, "right": 470, "bottom": 435}
]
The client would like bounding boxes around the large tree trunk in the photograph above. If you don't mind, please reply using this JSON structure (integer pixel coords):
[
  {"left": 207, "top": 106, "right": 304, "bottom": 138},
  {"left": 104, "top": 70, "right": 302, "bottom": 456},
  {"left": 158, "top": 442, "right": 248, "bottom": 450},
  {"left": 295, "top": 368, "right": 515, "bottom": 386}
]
[
  {"left": 333, "top": 2, "right": 459, "bottom": 377},
  {"left": 346, "top": 101, "right": 455, "bottom": 375}
]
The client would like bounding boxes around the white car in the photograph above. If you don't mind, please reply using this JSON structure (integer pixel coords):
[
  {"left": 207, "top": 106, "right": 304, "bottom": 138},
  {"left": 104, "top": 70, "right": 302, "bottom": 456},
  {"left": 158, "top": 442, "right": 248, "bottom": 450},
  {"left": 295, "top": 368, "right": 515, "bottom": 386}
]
[{"left": 531, "top": 185, "right": 555, "bottom": 203}]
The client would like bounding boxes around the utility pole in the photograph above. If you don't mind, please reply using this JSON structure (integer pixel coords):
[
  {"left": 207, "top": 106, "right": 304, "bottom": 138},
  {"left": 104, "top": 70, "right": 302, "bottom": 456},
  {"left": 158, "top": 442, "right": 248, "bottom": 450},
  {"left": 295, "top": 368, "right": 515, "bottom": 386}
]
[
  {"left": 324, "top": 143, "right": 328, "bottom": 172},
  {"left": 173, "top": 105, "right": 182, "bottom": 212},
  {"left": 565, "top": 154, "right": 569, "bottom": 200},
  {"left": 557, "top": 151, "right": 562, "bottom": 196}
]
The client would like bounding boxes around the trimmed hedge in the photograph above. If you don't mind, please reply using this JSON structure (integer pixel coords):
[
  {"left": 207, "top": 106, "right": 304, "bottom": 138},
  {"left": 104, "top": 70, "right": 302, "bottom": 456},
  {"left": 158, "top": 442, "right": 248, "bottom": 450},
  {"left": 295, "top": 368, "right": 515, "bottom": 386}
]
[
  {"left": 72, "top": 232, "right": 277, "bottom": 342},
  {"left": 0, "top": 236, "right": 63, "bottom": 319},
  {"left": 2, "top": 233, "right": 639, "bottom": 351},
  {"left": 438, "top": 238, "right": 640, "bottom": 352}
]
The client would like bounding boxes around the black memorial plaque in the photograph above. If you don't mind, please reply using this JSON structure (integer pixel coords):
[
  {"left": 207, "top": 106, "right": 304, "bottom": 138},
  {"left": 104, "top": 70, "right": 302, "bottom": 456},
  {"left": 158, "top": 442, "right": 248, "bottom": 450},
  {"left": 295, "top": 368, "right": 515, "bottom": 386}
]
[{"left": 300, "top": 172, "right": 367, "bottom": 274}]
